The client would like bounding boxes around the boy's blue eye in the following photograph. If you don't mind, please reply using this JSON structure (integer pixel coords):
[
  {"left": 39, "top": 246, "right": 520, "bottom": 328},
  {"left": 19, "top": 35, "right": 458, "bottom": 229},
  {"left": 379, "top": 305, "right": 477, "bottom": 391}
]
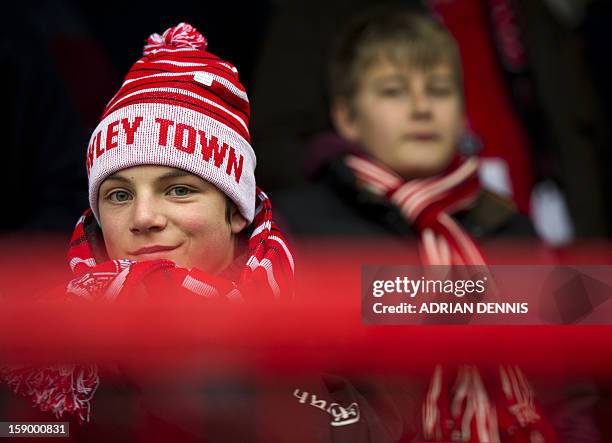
[
  {"left": 109, "top": 190, "right": 131, "bottom": 202},
  {"left": 169, "top": 186, "right": 192, "bottom": 197}
]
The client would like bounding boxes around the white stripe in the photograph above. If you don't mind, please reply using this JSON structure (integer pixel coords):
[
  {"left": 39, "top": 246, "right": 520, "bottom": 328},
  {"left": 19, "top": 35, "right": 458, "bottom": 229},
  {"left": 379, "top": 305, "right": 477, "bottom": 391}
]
[
  {"left": 253, "top": 192, "right": 268, "bottom": 217},
  {"left": 146, "top": 47, "right": 205, "bottom": 55},
  {"left": 107, "top": 87, "right": 249, "bottom": 133},
  {"left": 258, "top": 258, "right": 280, "bottom": 297},
  {"left": 508, "top": 366, "right": 525, "bottom": 405},
  {"left": 149, "top": 60, "right": 213, "bottom": 67},
  {"left": 451, "top": 366, "right": 470, "bottom": 418},
  {"left": 421, "top": 229, "right": 441, "bottom": 265},
  {"left": 391, "top": 173, "right": 440, "bottom": 209},
  {"left": 404, "top": 158, "right": 479, "bottom": 218},
  {"left": 254, "top": 203, "right": 263, "bottom": 217},
  {"left": 499, "top": 365, "right": 513, "bottom": 398},
  {"left": 439, "top": 214, "right": 485, "bottom": 265},
  {"left": 346, "top": 156, "right": 400, "bottom": 189},
  {"left": 515, "top": 365, "right": 535, "bottom": 407},
  {"left": 349, "top": 157, "right": 400, "bottom": 188},
  {"left": 123, "top": 71, "right": 209, "bottom": 85},
  {"left": 250, "top": 220, "right": 271, "bottom": 238},
  {"left": 351, "top": 169, "right": 389, "bottom": 194},
  {"left": 246, "top": 255, "right": 260, "bottom": 271},
  {"left": 406, "top": 160, "right": 478, "bottom": 220},
  {"left": 269, "top": 235, "right": 295, "bottom": 273},
  {"left": 182, "top": 274, "right": 219, "bottom": 298},
  {"left": 117, "top": 259, "right": 134, "bottom": 270},
  {"left": 74, "top": 215, "right": 85, "bottom": 228},
  {"left": 390, "top": 179, "right": 430, "bottom": 207},
  {"left": 471, "top": 367, "right": 500, "bottom": 442},
  {"left": 423, "top": 365, "right": 442, "bottom": 437},
  {"left": 69, "top": 257, "right": 97, "bottom": 271},
  {"left": 461, "top": 389, "right": 474, "bottom": 441},
  {"left": 123, "top": 71, "right": 249, "bottom": 102},
  {"left": 104, "top": 266, "right": 132, "bottom": 301}
]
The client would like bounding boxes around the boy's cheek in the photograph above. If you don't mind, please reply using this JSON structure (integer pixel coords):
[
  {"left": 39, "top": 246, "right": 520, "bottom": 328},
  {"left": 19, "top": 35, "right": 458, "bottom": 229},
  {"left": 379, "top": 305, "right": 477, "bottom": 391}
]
[{"left": 101, "top": 225, "right": 128, "bottom": 260}]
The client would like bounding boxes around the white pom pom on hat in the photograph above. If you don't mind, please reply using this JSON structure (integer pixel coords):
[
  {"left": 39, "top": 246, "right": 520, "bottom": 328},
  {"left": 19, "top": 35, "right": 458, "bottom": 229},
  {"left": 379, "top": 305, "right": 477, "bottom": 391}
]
[{"left": 143, "top": 22, "right": 208, "bottom": 55}]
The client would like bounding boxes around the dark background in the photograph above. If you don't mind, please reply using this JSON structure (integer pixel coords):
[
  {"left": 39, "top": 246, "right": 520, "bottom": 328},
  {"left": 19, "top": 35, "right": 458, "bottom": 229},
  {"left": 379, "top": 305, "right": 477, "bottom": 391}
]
[{"left": 3, "top": 0, "right": 611, "bottom": 239}]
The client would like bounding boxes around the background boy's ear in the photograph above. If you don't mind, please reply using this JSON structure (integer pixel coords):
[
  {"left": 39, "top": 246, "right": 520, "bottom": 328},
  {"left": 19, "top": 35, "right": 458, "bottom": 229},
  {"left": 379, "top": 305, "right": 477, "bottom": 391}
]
[
  {"left": 230, "top": 205, "right": 248, "bottom": 234},
  {"left": 331, "top": 98, "right": 360, "bottom": 142}
]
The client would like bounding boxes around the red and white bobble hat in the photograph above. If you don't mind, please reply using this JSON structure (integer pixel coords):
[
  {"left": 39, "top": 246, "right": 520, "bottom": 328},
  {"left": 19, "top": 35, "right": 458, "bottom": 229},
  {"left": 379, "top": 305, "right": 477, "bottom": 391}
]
[{"left": 86, "top": 23, "right": 256, "bottom": 222}]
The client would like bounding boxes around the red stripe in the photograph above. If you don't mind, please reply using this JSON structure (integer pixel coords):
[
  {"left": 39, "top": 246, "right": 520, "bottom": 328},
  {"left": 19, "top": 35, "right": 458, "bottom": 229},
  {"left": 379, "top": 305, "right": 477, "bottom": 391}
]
[
  {"left": 106, "top": 79, "right": 249, "bottom": 124},
  {"left": 103, "top": 94, "right": 251, "bottom": 142}
]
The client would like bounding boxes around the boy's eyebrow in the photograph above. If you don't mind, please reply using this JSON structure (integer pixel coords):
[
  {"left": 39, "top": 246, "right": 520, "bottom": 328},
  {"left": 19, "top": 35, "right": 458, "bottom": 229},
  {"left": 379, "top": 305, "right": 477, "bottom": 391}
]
[
  {"left": 372, "top": 74, "right": 405, "bottom": 83},
  {"left": 428, "top": 73, "right": 453, "bottom": 81},
  {"left": 104, "top": 173, "right": 131, "bottom": 183},
  {"left": 105, "top": 169, "right": 192, "bottom": 183},
  {"left": 157, "top": 169, "right": 193, "bottom": 180}
]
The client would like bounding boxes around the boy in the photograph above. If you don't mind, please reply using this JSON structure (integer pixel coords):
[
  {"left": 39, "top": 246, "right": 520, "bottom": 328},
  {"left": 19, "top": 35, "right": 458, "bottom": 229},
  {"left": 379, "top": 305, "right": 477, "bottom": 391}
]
[
  {"left": 1, "top": 22, "right": 295, "bottom": 429},
  {"left": 275, "top": 9, "right": 534, "bottom": 264},
  {"left": 73, "top": 21, "right": 294, "bottom": 299},
  {"left": 274, "top": 8, "right": 559, "bottom": 442}
]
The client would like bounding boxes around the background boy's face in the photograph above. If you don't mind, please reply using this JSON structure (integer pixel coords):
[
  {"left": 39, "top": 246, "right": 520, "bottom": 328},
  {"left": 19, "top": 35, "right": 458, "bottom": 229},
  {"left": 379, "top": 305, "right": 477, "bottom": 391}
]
[
  {"left": 98, "top": 166, "right": 247, "bottom": 273},
  {"left": 334, "top": 58, "right": 464, "bottom": 179}
]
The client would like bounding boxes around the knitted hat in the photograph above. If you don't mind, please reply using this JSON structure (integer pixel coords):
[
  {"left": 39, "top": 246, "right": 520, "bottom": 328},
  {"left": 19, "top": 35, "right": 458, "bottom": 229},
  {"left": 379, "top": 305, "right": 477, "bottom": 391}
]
[{"left": 86, "top": 23, "right": 256, "bottom": 222}]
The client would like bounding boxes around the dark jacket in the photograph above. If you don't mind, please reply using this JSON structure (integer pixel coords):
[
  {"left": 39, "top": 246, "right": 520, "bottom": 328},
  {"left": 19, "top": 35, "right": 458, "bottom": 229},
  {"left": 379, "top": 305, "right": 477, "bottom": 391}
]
[{"left": 273, "top": 150, "right": 535, "bottom": 241}]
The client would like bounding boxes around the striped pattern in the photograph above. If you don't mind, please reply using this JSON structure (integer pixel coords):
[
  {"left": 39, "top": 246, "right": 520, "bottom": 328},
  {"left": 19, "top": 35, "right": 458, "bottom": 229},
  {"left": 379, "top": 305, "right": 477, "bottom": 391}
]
[
  {"left": 104, "top": 59, "right": 250, "bottom": 142},
  {"left": 105, "top": 23, "right": 249, "bottom": 141},
  {"left": 87, "top": 23, "right": 257, "bottom": 223},
  {"left": 423, "top": 365, "right": 501, "bottom": 442},
  {"left": 0, "top": 364, "right": 99, "bottom": 424},
  {"left": 345, "top": 154, "right": 485, "bottom": 265},
  {"left": 422, "top": 365, "right": 550, "bottom": 442}
]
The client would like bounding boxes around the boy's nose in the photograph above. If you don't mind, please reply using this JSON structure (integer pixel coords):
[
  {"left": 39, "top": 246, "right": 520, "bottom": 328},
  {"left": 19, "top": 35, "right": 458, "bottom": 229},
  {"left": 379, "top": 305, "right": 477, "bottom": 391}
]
[
  {"left": 410, "top": 92, "right": 433, "bottom": 119},
  {"left": 130, "top": 197, "right": 167, "bottom": 233}
]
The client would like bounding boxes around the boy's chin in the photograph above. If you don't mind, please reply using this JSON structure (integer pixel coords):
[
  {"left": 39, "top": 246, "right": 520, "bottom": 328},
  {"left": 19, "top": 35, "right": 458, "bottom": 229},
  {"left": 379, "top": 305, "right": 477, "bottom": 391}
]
[
  {"left": 394, "top": 162, "right": 451, "bottom": 180},
  {"left": 398, "top": 153, "right": 456, "bottom": 178}
]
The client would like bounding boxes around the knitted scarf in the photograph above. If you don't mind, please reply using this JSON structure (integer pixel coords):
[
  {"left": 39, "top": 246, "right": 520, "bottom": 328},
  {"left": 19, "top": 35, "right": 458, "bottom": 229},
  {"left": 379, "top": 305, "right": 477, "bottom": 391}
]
[
  {"left": 344, "top": 153, "right": 554, "bottom": 442},
  {"left": 1, "top": 188, "right": 294, "bottom": 423},
  {"left": 344, "top": 154, "right": 485, "bottom": 265},
  {"left": 422, "top": 365, "right": 555, "bottom": 443}
]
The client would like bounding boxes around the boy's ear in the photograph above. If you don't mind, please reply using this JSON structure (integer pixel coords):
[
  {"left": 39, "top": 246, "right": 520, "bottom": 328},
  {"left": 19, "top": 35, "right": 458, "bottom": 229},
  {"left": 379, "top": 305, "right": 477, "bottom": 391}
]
[
  {"left": 230, "top": 205, "right": 248, "bottom": 234},
  {"left": 331, "top": 98, "right": 360, "bottom": 142}
]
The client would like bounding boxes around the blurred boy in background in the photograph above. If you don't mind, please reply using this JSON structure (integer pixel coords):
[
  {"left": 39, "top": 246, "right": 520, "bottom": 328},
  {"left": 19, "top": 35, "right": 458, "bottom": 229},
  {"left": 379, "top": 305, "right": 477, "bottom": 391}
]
[{"left": 275, "top": 8, "right": 580, "bottom": 442}]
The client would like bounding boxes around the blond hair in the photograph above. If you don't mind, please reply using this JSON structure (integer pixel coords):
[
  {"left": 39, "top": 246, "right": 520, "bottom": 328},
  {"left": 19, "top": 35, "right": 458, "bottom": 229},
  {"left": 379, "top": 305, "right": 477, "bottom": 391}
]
[{"left": 329, "top": 8, "right": 464, "bottom": 103}]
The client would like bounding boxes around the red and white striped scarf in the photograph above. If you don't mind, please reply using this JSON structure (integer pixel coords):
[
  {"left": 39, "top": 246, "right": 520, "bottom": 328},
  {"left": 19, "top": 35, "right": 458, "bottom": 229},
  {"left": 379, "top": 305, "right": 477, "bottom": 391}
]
[
  {"left": 1, "top": 188, "right": 294, "bottom": 423},
  {"left": 345, "top": 154, "right": 485, "bottom": 265},
  {"left": 345, "top": 154, "right": 554, "bottom": 441},
  {"left": 423, "top": 364, "right": 555, "bottom": 443}
]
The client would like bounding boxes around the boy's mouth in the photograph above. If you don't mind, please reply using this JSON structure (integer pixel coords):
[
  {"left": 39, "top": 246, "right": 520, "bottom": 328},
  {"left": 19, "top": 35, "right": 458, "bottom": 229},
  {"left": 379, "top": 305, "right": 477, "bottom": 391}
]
[
  {"left": 405, "top": 132, "right": 440, "bottom": 142},
  {"left": 131, "top": 245, "right": 180, "bottom": 256}
]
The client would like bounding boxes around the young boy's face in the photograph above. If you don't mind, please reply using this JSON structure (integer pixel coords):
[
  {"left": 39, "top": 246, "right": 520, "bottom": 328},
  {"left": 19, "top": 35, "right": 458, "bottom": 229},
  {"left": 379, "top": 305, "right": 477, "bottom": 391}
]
[
  {"left": 334, "top": 58, "right": 464, "bottom": 179},
  {"left": 98, "top": 166, "right": 247, "bottom": 273}
]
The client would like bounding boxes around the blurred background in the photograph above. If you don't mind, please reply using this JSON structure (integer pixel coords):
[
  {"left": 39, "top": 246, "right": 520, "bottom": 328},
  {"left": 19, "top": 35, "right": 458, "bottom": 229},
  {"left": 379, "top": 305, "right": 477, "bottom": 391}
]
[
  {"left": 3, "top": 0, "right": 612, "bottom": 244},
  {"left": 2, "top": 2, "right": 612, "bottom": 440}
]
